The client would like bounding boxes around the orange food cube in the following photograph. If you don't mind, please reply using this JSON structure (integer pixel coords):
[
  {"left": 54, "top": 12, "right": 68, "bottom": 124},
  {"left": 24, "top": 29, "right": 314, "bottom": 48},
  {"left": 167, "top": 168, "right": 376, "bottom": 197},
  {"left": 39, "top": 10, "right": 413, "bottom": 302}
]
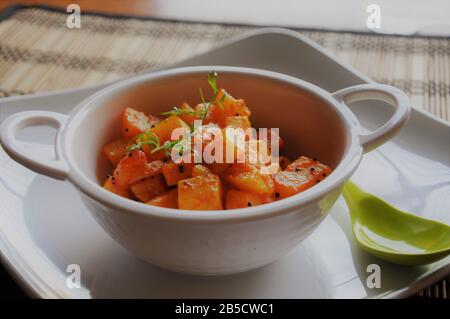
[
  {"left": 246, "top": 139, "right": 273, "bottom": 167},
  {"left": 224, "top": 169, "right": 274, "bottom": 196},
  {"left": 190, "top": 123, "right": 222, "bottom": 157},
  {"left": 146, "top": 188, "right": 178, "bottom": 209},
  {"left": 161, "top": 161, "right": 194, "bottom": 186},
  {"left": 212, "top": 89, "right": 251, "bottom": 127},
  {"left": 225, "top": 116, "right": 251, "bottom": 130},
  {"left": 286, "top": 156, "right": 332, "bottom": 181},
  {"left": 121, "top": 107, "right": 150, "bottom": 138},
  {"left": 272, "top": 171, "right": 317, "bottom": 199},
  {"left": 222, "top": 127, "right": 247, "bottom": 163},
  {"left": 192, "top": 164, "right": 212, "bottom": 176},
  {"left": 103, "top": 137, "right": 129, "bottom": 167},
  {"left": 130, "top": 174, "right": 167, "bottom": 202},
  {"left": 271, "top": 156, "right": 332, "bottom": 200},
  {"left": 150, "top": 115, "right": 190, "bottom": 144},
  {"left": 135, "top": 115, "right": 189, "bottom": 160},
  {"left": 113, "top": 150, "right": 159, "bottom": 186},
  {"left": 285, "top": 156, "right": 313, "bottom": 170},
  {"left": 103, "top": 176, "right": 131, "bottom": 198},
  {"left": 225, "top": 189, "right": 267, "bottom": 209},
  {"left": 178, "top": 174, "right": 223, "bottom": 210}
]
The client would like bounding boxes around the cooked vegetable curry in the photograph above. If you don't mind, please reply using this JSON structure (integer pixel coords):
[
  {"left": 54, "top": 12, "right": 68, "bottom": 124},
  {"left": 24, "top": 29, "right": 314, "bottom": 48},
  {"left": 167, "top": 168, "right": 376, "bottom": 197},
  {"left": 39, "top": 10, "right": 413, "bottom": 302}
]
[{"left": 102, "top": 72, "right": 332, "bottom": 210}]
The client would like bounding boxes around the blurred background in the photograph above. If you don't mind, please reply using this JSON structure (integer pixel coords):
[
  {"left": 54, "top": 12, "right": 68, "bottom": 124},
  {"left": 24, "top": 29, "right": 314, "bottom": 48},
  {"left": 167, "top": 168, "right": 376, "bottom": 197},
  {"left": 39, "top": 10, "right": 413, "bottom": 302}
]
[{"left": 1, "top": 0, "right": 450, "bottom": 36}]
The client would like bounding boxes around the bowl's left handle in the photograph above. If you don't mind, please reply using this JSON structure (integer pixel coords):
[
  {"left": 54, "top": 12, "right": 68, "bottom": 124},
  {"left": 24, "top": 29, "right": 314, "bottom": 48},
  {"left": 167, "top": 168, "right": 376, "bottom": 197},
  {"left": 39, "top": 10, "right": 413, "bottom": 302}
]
[
  {"left": 0, "top": 111, "right": 70, "bottom": 180},
  {"left": 332, "top": 83, "right": 411, "bottom": 153}
]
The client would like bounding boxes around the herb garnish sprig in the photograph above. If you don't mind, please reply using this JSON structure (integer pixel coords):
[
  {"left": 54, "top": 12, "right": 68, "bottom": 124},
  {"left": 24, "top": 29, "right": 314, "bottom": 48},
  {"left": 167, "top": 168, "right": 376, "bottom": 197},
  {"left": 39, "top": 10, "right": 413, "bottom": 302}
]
[
  {"left": 199, "top": 71, "right": 226, "bottom": 119},
  {"left": 126, "top": 131, "right": 159, "bottom": 152},
  {"left": 127, "top": 71, "right": 225, "bottom": 156},
  {"left": 126, "top": 131, "right": 182, "bottom": 156},
  {"left": 162, "top": 71, "right": 226, "bottom": 120}
]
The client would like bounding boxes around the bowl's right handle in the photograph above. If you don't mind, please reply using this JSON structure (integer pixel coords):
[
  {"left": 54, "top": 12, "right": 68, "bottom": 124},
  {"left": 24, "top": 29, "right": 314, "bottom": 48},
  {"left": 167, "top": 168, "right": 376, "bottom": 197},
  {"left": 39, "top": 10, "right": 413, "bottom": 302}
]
[
  {"left": 0, "top": 111, "right": 69, "bottom": 180},
  {"left": 332, "top": 83, "right": 411, "bottom": 153}
]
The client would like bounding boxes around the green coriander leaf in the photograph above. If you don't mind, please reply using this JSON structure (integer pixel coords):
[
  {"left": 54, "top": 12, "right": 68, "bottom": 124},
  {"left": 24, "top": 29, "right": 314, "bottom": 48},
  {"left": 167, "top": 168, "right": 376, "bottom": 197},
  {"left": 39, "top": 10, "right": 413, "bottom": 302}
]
[
  {"left": 199, "top": 88, "right": 207, "bottom": 105},
  {"left": 207, "top": 71, "right": 218, "bottom": 95},
  {"left": 198, "top": 88, "right": 209, "bottom": 120}
]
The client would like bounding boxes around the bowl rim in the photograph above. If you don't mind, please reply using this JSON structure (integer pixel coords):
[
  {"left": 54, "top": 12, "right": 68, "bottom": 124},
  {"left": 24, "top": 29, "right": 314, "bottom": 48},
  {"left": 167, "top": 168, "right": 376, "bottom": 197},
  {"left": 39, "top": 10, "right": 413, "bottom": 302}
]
[{"left": 63, "top": 66, "right": 364, "bottom": 223}]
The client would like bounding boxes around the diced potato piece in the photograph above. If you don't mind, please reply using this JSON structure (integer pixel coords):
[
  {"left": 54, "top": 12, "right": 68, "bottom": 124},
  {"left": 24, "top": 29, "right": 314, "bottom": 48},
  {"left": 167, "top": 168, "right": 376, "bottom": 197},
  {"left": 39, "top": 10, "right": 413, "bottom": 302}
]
[
  {"left": 121, "top": 107, "right": 150, "bottom": 138},
  {"left": 130, "top": 174, "right": 167, "bottom": 202},
  {"left": 225, "top": 116, "right": 251, "bottom": 130},
  {"left": 113, "top": 150, "right": 159, "bottom": 186},
  {"left": 103, "top": 137, "right": 129, "bottom": 167},
  {"left": 192, "top": 164, "right": 212, "bottom": 176},
  {"left": 222, "top": 127, "right": 247, "bottom": 163},
  {"left": 219, "top": 135, "right": 265, "bottom": 167},
  {"left": 285, "top": 156, "right": 313, "bottom": 170},
  {"left": 286, "top": 156, "right": 332, "bottom": 181},
  {"left": 271, "top": 156, "right": 332, "bottom": 200},
  {"left": 246, "top": 139, "right": 272, "bottom": 168},
  {"left": 178, "top": 174, "right": 223, "bottom": 210},
  {"left": 272, "top": 171, "right": 317, "bottom": 199},
  {"left": 146, "top": 189, "right": 178, "bottom": 209},
  {"left": 212, "top": 89, "right": 251, "bottom": 127},
  {"left": 150, "top": 115, "right": 190, "bottom": 144},
  {"left": 224, "top": 169, "right": 274, "bottom": 196},
  {"left": 191, "top": 123, "right": 222, "bottom": 157},
  {"left": 225, "top": 189, "right": 267, "bottom": 209},
  {"left": 103, "top": 176, "right": 131, "bottom": 198},
  {"left": 161, "top": 161, "right": 194, "bottom": 186}
]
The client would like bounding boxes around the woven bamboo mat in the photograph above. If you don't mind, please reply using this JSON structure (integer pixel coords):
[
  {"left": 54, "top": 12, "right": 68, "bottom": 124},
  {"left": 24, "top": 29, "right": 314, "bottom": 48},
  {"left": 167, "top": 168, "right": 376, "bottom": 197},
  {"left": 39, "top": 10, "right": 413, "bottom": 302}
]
[{"left": 0, "top": 5, "right": 449, "bottom": 299}]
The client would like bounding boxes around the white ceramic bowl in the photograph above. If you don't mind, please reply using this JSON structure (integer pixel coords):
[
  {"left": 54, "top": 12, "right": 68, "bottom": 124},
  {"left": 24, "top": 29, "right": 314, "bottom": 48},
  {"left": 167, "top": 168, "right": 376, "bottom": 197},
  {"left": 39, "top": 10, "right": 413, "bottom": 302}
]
[{"left": 0, "top": 66, "right": 410, "bottom": 275}]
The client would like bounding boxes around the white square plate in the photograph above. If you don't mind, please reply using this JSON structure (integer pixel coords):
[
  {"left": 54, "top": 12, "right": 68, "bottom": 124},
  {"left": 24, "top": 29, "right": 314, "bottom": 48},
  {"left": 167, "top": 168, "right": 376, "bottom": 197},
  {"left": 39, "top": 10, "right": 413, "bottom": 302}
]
[{"left": 0, "top": 28, "right": 449, "bottom": 298}]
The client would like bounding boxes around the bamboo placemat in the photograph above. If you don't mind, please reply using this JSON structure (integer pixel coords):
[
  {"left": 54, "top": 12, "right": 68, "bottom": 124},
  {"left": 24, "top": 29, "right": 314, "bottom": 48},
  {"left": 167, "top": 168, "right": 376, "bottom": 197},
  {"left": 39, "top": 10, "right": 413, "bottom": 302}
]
[{"left": 0, "top": 5, "right": 449, "bottom": 299}]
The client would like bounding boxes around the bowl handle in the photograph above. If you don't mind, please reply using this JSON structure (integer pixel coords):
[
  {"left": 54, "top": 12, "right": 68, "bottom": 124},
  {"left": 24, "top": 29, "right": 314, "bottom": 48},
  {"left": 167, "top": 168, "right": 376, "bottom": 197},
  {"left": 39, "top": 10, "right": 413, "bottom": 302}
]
[
  {"left": 332, "top": 83, "right": 411, "bottom": 153},
  {"left": 0, "top": 111, "right": 69, "bottom": 180}
]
